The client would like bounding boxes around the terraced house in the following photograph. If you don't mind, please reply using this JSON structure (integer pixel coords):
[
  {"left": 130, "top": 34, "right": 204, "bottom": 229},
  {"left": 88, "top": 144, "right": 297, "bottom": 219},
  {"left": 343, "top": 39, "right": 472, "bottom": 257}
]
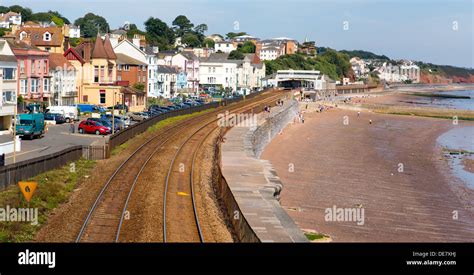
[
  {"left": 0, "top": 39, "right": 17, "bottom": 133},
  {"left": 8, "top": 40, "right": 50, "bottom": 103},
  {"left": 15, "top": 24, "right": 68, "bottom": 54},
  {"left": 64, "top": 34, "right": 122, "bottom": 108}
]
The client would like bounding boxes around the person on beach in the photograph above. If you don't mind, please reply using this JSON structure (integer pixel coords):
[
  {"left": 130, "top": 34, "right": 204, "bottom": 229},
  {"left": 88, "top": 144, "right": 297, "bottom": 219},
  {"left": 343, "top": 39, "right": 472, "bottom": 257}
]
[
  {"left": 357, "top": 111, "right": 361, "bottom": 118},
  {"left": 369, "top": 119, "right": 372, "bottom": 125}
]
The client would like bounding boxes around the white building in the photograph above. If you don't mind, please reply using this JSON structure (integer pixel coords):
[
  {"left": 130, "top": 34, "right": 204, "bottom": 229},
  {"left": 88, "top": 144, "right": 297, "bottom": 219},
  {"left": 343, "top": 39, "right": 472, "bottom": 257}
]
[
  {"left": 199, "top": 53, "right": 265, "bottom": 93},
  {"left": 68, "top": 25, "right": 81, "bottom": 38},
  {"left": 171, "top": 52, "right": 200, "bottom": 93},
  {"left": 49, "top": 53, "right": 77, "bottom": 106},
  {"left": 350, "top": 57, "right": 367, "bottom": 78},
  {"left": 259, "top": 45, "right": 283, "bottom": 61},
  {"left": 156, "top": 66, "right": 178, "bottom": 99},
  {"left": 144, "top": 46, "right": 160, "bottom": 98},
  {"left": 376, "top": 61, "right": 420, "bottom": 83},
  {"left": 214, "top": 41, "right": 236, "bottom": 53},
  {"left": 0, "top": 39, "right": 17, "bottom": 133},
  {"left": 0, "top": 12, "right": 22, "bottom": 29}
]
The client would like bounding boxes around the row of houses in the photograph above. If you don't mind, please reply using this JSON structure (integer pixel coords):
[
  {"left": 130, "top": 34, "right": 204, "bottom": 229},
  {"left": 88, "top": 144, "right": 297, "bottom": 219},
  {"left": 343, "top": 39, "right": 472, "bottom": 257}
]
[
  {"left": 0, "top": 24, "right": 268, "bottom": 117},
  {"left": 208, "top": 34, "right": 306, "bottom": 61},
  {"left": 350, "top": 57, "right": 421, "bottom": 83}
]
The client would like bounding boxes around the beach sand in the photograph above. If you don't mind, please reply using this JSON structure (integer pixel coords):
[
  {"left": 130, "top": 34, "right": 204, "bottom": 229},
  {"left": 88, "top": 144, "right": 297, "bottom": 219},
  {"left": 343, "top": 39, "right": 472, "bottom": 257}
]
[{"left": 261, "top": 108, "right": 474, "bottom": 242}]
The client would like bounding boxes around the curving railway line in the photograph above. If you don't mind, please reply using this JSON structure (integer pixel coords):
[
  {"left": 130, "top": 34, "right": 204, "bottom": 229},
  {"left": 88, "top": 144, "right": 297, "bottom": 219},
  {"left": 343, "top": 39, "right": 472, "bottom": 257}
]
[{"left": 75, "top": 90, "right": 286, "bottom": 243}]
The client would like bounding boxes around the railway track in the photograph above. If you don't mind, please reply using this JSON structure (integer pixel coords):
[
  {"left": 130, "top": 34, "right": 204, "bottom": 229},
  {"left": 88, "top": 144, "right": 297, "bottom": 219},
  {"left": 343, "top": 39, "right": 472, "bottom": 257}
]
[{"left": 75, "top": 91, "right": 286, "bottom": 243}]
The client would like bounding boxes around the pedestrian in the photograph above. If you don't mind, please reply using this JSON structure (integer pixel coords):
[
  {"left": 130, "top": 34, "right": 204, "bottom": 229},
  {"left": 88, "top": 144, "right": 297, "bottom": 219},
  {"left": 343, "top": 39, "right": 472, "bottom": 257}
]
[
  {"left": 357, "top": 111, "right": 360, "bottom": 118},
  {"left": 70, "top": 120, "right": 75, "bottom": 134},
  {"left": 369, "top": 119, "right": 372, "bottom": 125}
]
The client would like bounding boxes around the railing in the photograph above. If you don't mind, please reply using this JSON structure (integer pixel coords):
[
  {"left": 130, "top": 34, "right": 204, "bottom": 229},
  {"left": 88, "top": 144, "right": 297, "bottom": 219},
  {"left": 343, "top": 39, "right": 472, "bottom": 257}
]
[{"left": 0, "top": 145, "right": 83, "bottom": 190}]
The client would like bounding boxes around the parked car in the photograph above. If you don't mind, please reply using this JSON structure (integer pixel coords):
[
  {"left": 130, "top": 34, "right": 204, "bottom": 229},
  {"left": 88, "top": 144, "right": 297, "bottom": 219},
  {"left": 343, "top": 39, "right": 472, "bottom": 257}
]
[
  {"left": 107, "top": 104, "right": 129, "bottom": 113},
  {"left": 87, "top": 117, "right": 119, "bottom": 132},
  {"left": 128, "top": 112, "right": 149, "bottom": 121},
  {"left": 101, "top": 114, "right": 126, "bottom": 130},
  {"left": 46, "top": 106, "right": 78, "bottom": 122},
  {"left": 44, "top": 113, "right": 67, "bottom": 124},
  {"left": 78, "top": 120, "right": 110, "bottom": 135}
]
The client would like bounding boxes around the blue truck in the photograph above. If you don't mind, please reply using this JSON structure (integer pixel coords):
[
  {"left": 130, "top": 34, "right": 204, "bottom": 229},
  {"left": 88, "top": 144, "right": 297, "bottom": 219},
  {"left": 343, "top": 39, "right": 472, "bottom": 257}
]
[
  {"left": 74, "top": 104, "right": 106, "bottom": 114},
  {"left": 16, "top": 103, "right": 45, "bottom": 139}
]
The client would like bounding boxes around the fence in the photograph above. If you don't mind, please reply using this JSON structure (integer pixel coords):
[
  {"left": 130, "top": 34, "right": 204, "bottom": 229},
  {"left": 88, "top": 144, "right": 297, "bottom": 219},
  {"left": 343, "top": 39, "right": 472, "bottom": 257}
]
[
  {"left": 0, "top": 90, "right": 267, "bottom": 190},
  {"left": 107, "top": 90, "right": 265, "bottom": 153},
  {"left": 0, "top": 145, "right": 83, "bottom": 190}
]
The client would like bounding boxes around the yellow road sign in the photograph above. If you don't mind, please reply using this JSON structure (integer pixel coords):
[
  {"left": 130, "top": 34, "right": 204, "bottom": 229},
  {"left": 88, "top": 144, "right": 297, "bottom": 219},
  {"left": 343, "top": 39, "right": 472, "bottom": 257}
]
[{"left": 18, "top": 181, "right": 37, "bottom": 202}]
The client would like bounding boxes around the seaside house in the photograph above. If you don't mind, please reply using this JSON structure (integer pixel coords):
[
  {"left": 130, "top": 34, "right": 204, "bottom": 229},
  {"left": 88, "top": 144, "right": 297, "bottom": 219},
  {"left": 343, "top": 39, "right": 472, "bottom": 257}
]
[
  {"left": 0, "top": 12, "right": 22, "bottom": 29},
  {"left": 0, "top": 39, "right": 17, "bottom": 133},
  {"left": 156, "top": 66, "right": 178, "bottom": 99},
  {"left": 9, "top": 40, "right": 51, "bottom": 103},
  {"left": 16, "top": 25, "right": 68, "bottom": 54},
  {"left": 171, "top": 51, "right": 200, "bottom": 94},
  {"left": 64, "top": 34, "right": 122, "bottom": 108},
  {"left": 48, "top": 53, "right": 77, "bottom": 106},
  {"left": 214, "top": 41, "right": 236, "bottom": 54}
]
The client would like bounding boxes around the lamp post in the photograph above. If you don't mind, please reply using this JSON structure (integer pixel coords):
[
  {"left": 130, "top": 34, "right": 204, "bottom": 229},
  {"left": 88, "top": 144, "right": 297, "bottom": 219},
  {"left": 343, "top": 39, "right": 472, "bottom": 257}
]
[
  {"left": 112, "top": 91, "right": 115, "bottom": 135},
  {"left": 12, "top": 96, "right": 17, "bottom": 164}
]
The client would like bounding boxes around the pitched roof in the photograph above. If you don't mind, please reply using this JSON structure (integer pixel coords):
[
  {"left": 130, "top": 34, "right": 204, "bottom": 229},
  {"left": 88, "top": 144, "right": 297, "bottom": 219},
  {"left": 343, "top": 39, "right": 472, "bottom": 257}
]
[
  {"left": 116, "top": 53, "right": 146, "bottom": 66},
  {"left": 76, "top": 35, "right": 117, "bottom": 61},
  {"left": 178, "top": 51, "right": 198, "bottom": 60},
  {"left": 157, "top": 65, "right": 179, "bottom": 74},
  {"left": 103, "top": 35, "right": 117, "bottom": 59},
  {"left": 48, "top": 53, "right": 73, "bottom": 70},
  {"left": 92, "top": 33, "right": 107, "bottom": 59},
  {"left": 121, "top": 86, "right": 145, "bottom": 95},
  {"left": 0, "top": 55, "right": 17, "bottom": 63},
  {"left": 16, "top": 26, "right": 64, "bottom": 47},
  {"left": 0, "top": 11, "right": 20, "bottom": 22}
]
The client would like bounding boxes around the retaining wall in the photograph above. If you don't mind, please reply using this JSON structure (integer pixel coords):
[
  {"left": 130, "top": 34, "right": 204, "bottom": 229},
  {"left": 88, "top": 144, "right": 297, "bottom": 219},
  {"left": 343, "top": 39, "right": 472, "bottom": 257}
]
[{"left": 220, "top": 99, "right": 308, "bottom": 242}]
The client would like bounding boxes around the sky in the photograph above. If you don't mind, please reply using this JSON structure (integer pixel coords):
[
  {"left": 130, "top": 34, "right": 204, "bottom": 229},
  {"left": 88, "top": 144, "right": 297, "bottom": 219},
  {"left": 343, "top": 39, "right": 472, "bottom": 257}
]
[{"left": 2, "top": 0, "right": 473, "bottom": 68}]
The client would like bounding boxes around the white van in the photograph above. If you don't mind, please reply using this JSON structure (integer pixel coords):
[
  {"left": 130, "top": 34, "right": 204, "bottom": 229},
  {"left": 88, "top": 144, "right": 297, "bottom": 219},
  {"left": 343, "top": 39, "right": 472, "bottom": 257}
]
[{"left": 46, "top": 106, "right": 78, "bottom": 122}]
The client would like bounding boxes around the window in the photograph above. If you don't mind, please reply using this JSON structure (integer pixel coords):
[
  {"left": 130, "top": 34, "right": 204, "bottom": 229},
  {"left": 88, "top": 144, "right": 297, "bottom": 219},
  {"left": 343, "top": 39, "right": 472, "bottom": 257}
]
[
  {"left": 19, "top": 61, "right": 25, "bottom": 74},
  {"left": 100, "top": 91, "right": 106, "bottom": 104},
  {"left": 117, "top": 75, "right": 122, "bottom": 81},
  {"left": 83, "top": 95, "right": 88, "bottom": 102},
  {"left": 44, "top": 60, "right": 48, "bottom": 73},
  {"left": 19, "top": 31, "right": 27, "bottom": 40},
  {"left": 2, "top": 68, "right": 15, "bottom": 80},
  {"left": 213, "top": 67, "right": 216, "bottom": 73},
  {"left": 31, "top": 79, "right": 38, "bottom": 93},
  {"left": 117, "top": 64, "right": 122, "bottom": 71},
  {"left": 124, "top": 65, "right": 130, "bottom": 71},
  {"left": 43, "top": 78, "right": 50, "bottom": 92},
  {"left": 208, "top": 67, "right": 211, "bottom": 73},
  {"left": 3, "top": 91, "right": 16, "bottom": 104},
  {"left": 100, "top": 66, "right": 105, "bottom": 81},
  {"left": 43, "top": 32, "right": 51, "bottom": 41},
  {"left": 20, "top": 79, "right": 27, "bottom": 94},
  {"left": 94, "top": 66, "right": 99, "bottom": 82},
  {"left": 31, "top": 61, "right": 35, "bottom": 74}
]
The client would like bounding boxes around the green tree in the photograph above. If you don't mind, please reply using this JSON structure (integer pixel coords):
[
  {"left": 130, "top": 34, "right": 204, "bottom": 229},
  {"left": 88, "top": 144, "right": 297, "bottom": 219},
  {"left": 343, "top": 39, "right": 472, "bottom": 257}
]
[
  {"left": 172, "top": 15, "right": 194, "bottom": 37},
  {"left": 51, "top": 15, "right": 65, "bottom": 26},
  {"left": 74, "top": 13, "right": 110, "bottom": 38},
  {"left": 48, "top": 10, "right": 70, "bottom": 24},
  {"left": 194, "top": 24, "right": 208, "bottom": 35},
  {"left": 239, "top": 41, "right": 256, "bottom": 53},
  {"left": 228, "top": 50, "right": 244, "bottom": 60},
  {"left": 181, "top": 33, "right": 200, "bottom": 47},
  {"left": 145, "top": 17, "right": 175, "bottom": 49},
  {"left": 202, "top": 38, "right": 215, "bottom": 48}
]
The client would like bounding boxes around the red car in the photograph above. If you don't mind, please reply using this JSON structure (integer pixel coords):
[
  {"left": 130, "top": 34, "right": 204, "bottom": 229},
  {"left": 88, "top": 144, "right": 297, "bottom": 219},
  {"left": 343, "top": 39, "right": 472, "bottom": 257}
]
[{"left": 78, "top": 120, "right": 110, "bottom": 135}]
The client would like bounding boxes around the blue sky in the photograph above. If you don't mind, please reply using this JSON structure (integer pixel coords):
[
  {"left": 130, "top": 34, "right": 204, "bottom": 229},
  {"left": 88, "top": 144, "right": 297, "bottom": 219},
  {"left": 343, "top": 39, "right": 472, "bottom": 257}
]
[{"left": 3, "top": 0, "right": 473, "bottom": 68}]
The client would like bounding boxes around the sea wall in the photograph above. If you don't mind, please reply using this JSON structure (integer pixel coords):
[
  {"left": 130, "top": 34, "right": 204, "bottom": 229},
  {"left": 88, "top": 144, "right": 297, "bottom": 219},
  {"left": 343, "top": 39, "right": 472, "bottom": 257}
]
[{"left": 220, "top": 99, "right": 308, "bottom": 242}]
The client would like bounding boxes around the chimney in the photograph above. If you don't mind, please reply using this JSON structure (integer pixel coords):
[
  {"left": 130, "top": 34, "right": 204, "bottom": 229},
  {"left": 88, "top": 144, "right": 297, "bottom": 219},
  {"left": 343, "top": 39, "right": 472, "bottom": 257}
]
[
  {"left": 132, "top": 37, "right": 140, "bottom": 48},
  {"left": 84, "top": 40, "right": 91, "bottom": 61}
]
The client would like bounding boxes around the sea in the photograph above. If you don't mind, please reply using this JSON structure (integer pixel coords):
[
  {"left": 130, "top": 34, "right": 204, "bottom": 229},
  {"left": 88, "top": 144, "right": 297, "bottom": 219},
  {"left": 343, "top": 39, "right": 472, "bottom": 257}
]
[{"left": 414, "top": 89, "right": 474, "bottom": 110}]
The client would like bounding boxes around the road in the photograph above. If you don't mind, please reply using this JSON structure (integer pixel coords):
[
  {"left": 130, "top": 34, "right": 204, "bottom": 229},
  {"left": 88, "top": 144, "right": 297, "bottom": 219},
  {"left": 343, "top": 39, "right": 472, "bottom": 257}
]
[{"left": 5, "top": 122, "right": 107, "bottom": 165}]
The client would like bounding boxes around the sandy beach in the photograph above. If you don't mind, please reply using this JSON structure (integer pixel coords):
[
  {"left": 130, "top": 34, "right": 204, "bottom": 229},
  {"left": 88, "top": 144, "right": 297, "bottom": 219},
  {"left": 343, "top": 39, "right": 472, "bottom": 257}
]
[{"left": 261, "top": 107, "right": 474, "bottom": 242}]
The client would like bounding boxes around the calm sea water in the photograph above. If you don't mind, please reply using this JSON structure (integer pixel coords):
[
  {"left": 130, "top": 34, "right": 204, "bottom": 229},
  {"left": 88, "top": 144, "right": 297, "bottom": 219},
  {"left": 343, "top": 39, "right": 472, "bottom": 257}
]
[
  {"left": 437, "top": 126, "right": 474, "bottom": 189},
  {"left": 414, "top": 90, "right": 474, "bottom": 110}
]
